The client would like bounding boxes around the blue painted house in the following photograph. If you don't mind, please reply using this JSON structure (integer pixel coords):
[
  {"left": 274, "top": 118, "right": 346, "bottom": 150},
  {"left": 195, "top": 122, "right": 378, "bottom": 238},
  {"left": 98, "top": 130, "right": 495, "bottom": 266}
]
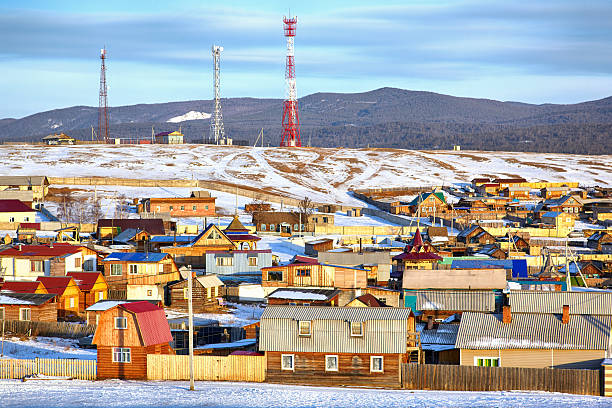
[{"left": 205, "top": 249, "right": 273, "bottom": 275}]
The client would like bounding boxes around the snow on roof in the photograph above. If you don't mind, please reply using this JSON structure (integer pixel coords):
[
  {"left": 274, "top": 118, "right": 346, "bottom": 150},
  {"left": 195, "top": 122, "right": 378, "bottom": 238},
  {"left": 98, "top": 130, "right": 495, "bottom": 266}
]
[
  {"left": 268, "top": 290, "right": 329, "bottom": 301},
  {"left": 0, "top": 293, "right": 35, "bottom": 305}
]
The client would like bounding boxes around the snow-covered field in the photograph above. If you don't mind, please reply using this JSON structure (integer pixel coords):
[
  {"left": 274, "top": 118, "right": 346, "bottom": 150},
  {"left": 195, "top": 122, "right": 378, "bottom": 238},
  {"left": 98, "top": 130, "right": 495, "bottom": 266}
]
[
  {"left": 0, "top": 336, "right": 96, "bottom": 360},
  {"left": 2, "top": 145, "right": 610, "bottom": 205},
  {"left": 165, "top": 301, "right": 264, "bottom": 327},
  {"left": 0, "top": 380, "right": 608, "bottom": 407}
]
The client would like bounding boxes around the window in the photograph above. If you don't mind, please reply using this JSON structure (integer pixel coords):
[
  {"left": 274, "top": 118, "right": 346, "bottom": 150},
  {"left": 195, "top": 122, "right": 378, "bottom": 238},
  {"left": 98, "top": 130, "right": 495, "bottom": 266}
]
[
  {"left": 323, "top": 217, "right": 328, "bottom": 223},
  {"left": 112, "top": 347, "right": 131, "bottom": 363},
  {"left": 370, "top": 356, "right": 383, "bottom": 373},
  {"left": 147, "top": 290, "right": 153, "bottom": 296},
  {"left": 303, "top": 303, "right": 310, "bottom": 306},
  {"left": 270, "top": 224, "right": 275, "bottom": 231},
  {"left": 9, "top": 217, "right": 14, "bottom": 222},
  {"left": 129, "top": 264, "right": 139, "bottom": 275},
  {"left": 350, "top": 321, "right": 363, "bottom": 337},
  {"left": 261, "top": 224, "right": 266, "bottom": 231},
  {"left": 24, "top": 217, "right": 29, "bottom": 222},
  {"left": 19, "top": 308, "right": 31, "bottom": 321},
  {"left": 180, "top": 206, "right": 185, "bottom": 210},
  {"left": 0, "top": 307, "right": 4, "bottom": 320},
  {"left": 325, "top": 355, "right": 338, "bottom": 372},
  {"left": 475, "top": 357, "right": 499, "bottom": 367},
  {"left": 296, "top": 269, "right": 310, "bottom": 277},
  {"left": 298, "top": 320, "right": 311, "bottom": 337},
  {"left": 156, "top": 206, "right": 160, "bottom": 211},
  {"left": 268, "top": 270, "right": 283, "bottom": 281},
  {"left": 114, "top": 317, "right": 127, "bottom": 329},
  {"left": 293, "top": 224, "right": 299, "bottom": 231},
  {"left": 281, "top": 354, "right": 294, "bottom": 371},
  {"left": 31, "top": 260, "right": 43, "bottom": 272},
  {"left": 98, "top": 291, "right": 105, "bottom": 301},
  {"left": 248, "top": 257, "right": 258, "bottom": 267},
  {"left": 169, "top": 206, "right": 174, "bottom": 211},
  {"left": 183, "top": 288, "right": 189, "bottom": 300},
  {"left": 192, "top": 205, "right": 197, "bottom": 211},
  {"left": 75, "top": 258, "right": 81, "bottom": 268},
  {"left": 216, "top": 257, "right": 233, "bottom": 267},
  {"left": 159, "top": 264, "right": 164, "bottom": 272},
  {"left": 110, "top": 264, "right": 122, "bottom": 276},
  {"left": 207, "top": 287, "right": 212, "bottom": 298},
  {"left": 67, "top": 298, "right": 75, "bottom": 308},
  {"left": 205, "top": 205, "right": 209, "bottom": 210}
]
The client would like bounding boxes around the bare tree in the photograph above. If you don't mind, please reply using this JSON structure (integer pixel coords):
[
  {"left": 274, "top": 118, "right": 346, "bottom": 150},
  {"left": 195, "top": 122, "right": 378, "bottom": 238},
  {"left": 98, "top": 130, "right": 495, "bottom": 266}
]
[{"left": 297, "top": 196, "right": 316, "bottom": 231}]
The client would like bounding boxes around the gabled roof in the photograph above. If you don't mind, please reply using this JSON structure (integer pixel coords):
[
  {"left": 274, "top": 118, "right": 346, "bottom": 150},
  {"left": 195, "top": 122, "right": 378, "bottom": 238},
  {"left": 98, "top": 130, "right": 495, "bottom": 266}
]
[
  {"left": 261, "top": 306, "right": 413, "bottom": 321},
  {"left": 414, "top": 290, "right": 495, "bottom": 312},
  {"left": 545, "top": 195, "right": 581, "bottom": 207},
  {"left": 417, "top": 323, "right": 460, "bottom": 345},
  {"left": 1, "top": 280, "right": 45, "bottom": 294},
  {"left": 85, "top": 299, "right": 159, "bottom": 312},
  {"left": 188, "top": 223, "right": 237, "bottom": 248},
  {"left": 98, "top": 219, "right": 165, "bottom": 235},
  {"left": 119, "top": 301, "right": 173, "bottom": 346},
  {"left": 456, "top": 312, "right": 611, "bottom": 350},
  {"left": 195, "top": 274, "right": 224, "bottom": 288},
  {"left": 508, "top": 291, "right": 612, "bottom": 315},
  {"left": 407, "top": 192, "right": 446, "bottom": 207},
  {"left": 542, "top": 211, "right": 562, "bottom": 218},
  {"left": 102, "top": 252, "right": 168, "bottom": 263},
  {"left": 0, "top": 244, "right": 81, "bottom": 258},
  {"left": 0, "top": 292, "right": 56, "bottom": 306},
  {"left": 36, "top": 276, "right": 77, "bottom": 297},
  {"left": 114, "top": 228, "right": 144, "bottom": 243},
  {"left": 66, "top": 272, "right": 104, "bottom": 291},
  {"left": 0, "top": 199, "right": 35, "bottom": 213},
  {"left": 267, "top": 288, "right": 339, "bottom": 301},
  {"left": 351, "top": 293, "right": 388, "bottom": 307},
  {"left": 224, "top": 216, "right": 249, "bottom": 233},
  {"left": 0, "top": 176, "right": 48, "bottom": 186},
  {"left": 457, "top": 224, "right": 481, "bottom": 239}
]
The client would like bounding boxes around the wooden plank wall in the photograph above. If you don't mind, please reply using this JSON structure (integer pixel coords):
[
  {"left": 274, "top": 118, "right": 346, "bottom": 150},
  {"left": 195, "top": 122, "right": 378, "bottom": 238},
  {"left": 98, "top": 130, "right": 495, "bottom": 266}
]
[
  {"left": 0, "top": 358, "right": 95, "bottom": 380},
  {"left": 401, "top": 364, "right": 602, "bottom": 396},
  {"left": 147, "top": 354, "right": 266, "bottom": 382},
  {"left": 3, "top": 320, "right": 96, "bottom": 338}
]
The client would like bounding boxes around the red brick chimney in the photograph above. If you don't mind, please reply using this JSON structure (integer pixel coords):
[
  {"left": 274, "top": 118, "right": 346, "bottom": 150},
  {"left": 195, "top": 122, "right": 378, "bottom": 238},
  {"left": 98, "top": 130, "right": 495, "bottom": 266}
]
[
  {"left": 502, "top": 305, "right": 511, "bottom": 324},
  {"left": 562, "top": 305, "right": 570, "bottom": 324}
]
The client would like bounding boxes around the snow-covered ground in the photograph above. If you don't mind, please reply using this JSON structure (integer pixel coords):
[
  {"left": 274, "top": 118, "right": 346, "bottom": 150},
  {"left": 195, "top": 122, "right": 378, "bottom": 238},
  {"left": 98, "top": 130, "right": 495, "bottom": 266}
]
[
  {"left": 0, "top": 380, "right": 608, "bottom": 407},
  {"left": 165, "top": 302, "right": 264, "bottom": 327},
  {"left": 2, "top": 145, "right": 610, "bottom": 205},
  {"left": 0, "top": 337, "right": 96, "bottom": 360}
]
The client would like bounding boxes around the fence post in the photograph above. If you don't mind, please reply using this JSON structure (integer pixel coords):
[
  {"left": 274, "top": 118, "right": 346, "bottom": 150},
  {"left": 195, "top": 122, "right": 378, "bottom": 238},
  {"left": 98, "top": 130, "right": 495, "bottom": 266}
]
[
  {"left": 602, "top": 360, "right": 612, "bottom": 397},
  {"left": 34, "top": 357, "right": 39, "bottom": 376}
]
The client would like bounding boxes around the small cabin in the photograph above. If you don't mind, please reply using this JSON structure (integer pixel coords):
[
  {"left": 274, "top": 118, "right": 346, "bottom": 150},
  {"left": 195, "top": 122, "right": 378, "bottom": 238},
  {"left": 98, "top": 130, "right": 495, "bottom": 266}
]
[{"left": 167, "top": 275, "right": 224, "bottom": 313}]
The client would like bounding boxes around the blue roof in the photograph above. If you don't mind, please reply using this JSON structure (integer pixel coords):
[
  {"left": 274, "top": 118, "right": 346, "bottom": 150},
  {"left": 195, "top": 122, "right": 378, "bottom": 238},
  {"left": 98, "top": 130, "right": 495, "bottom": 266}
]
[
  {"left": 103, "top": 252, "right": 168, "bottom": 263},
  {"left": 150, "top": 235, "right": 196, "bottom": 243},
  {"left": 451, "top": 259, "right": 528, "bottom": 278},
  {"left": 542, "top": 211, "right": 561, "bottom": 218}
]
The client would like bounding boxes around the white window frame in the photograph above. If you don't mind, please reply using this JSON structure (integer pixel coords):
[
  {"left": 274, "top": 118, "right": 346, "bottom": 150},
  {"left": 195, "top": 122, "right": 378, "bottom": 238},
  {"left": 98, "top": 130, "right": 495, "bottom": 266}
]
[
  {"left": 98, "top": 291, "right": 105, "bottom": 301},
  {"left": 474, "top": 357, "right": 500, "bottom": 367},
  {"left": 248, "top": 256, "right": 258, "bottom": 267},
  {"left": 69, "top": 297, "right": 75, "bottom": 308},
  {"left": 325, "top": 355, "right": 339, "bottom": 372},
  {"left": 110, "top": 264, "right": 122, "bottom": 276},
  {"left": 114, "top": 316, "right": 127, "bottom": 329},
  {"left": 112, "top": 347, "right": 131, "bottom": 363},
  {"left": 216, "top": 256, "right": 233, "bottom": 267},
  {"left": 370, "top": 356, "right": 383, "bottom": 373},
  {"left": 19, "top": 308, "right": 31, "bottom": 321},
  {"left": 281, "top": 354, "right": 294, "bottom": 371},
  {"left": 350, "top": 321, "right": 363, "bottom": 337},
  {"left": 298, "top": 320, "right": 311, "bottom": 337}
]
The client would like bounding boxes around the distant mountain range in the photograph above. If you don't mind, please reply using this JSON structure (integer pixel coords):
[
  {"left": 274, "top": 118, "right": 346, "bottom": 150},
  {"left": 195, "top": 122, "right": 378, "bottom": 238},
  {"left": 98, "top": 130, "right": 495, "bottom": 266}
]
[{"left": 1, "top": 88, "right": 612, "bottom": 154}]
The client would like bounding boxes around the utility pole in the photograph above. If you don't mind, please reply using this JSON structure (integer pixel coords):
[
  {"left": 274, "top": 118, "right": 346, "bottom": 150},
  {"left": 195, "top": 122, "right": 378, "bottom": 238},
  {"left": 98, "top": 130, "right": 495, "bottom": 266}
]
[
  {"left": 188, "top": 268, "right": 195, "bottom": 391},
  {"left": 1, "top": 313, "right": 5, "bottom": 357}
]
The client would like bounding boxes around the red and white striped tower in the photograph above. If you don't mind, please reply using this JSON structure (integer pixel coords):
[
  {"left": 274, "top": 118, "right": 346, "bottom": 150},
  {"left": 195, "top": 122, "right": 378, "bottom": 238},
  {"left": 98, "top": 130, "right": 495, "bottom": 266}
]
[{"left": 280, "top": 16, "right": 301, "bottom": 147}]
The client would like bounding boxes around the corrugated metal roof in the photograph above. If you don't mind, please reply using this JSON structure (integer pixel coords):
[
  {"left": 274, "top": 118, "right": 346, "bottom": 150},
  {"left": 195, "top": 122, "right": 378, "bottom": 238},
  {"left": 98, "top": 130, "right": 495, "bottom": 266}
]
[
  {"left": 455, "top": 312, "right": 612, "bottom": 350},
  {"left": 417, "top": 323, "right": 460, "bottom": 345},
  {"left": 261, "top": 305, "right": 413, "bottom": 321},
  {"left": 509, "top": 291, "right": 612, "bottom": 315},
  {"left": 415, "top": 290, "right": 495, "bottom": 312},
  {"left": 0, "top": 292, "right": 55, "bottom": 305},
  {"left": 121, "top": 301, "right": 173, "bottom": 346},
  {"left": 195, "top": 274, "right": 224, "bottom": 288},
  {"left": 0, "top": 176, "right": 47, "bottom": 186}
]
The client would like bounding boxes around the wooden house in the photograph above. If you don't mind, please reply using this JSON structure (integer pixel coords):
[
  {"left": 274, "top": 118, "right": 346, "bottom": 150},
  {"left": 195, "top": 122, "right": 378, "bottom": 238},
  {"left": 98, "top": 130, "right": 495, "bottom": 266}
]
[
  {"left": 0, "top": 280, "right": 47, "bottom": 294},
  {"left": 92, "top": 301, "right": 174, "bottom": 379},
  {"left": 391, "top": 230, "right": 442, "bottom": 283},
  {"left": 266, "top": 288, "right": 340, "bottom": 306},
  {"left": 346, "top": 294, "right": 388, "bottom": 307},
  {"left": 223, "top": 216, "right": 260, "bottom": 250},
  {"left": 477, "top": 183, "right": 501, "bottom": 196},
  {"left": 0, "top": 199, "right": 36, "bottom": 223},
  {"left": 403, "top": 289, "right": 498, "bottom": 322},
  {"left": 542, "top": 195, "right": 583, "bottom": 215},
  {"left": 541, "top": 186, "right": 570, "bottom": 199},
  {"left": 37, "top": 276, "right": 82, "bottom": 318},
  {"left": 245, "top": 202, "right": 272, "bottom": 213},
  {"left": 473, "top": 244, "right": 506, "bottom": 260},
  {"left": 492, "top": 177, "right": 527, "bottom": 189},
  {"left": 304, "top": 238, "right": 334, "bottom": 257},
  {"left": 456, "top": 224, "right": 496, "bottom": 245},
  {"left": 139, "top": 196, "right": 215, "bottom": 218},
  {"left": 318, "top": 250, "right": 393, "bottom": 286},
  {"left": 455, "top": 291, "right": 612, "bottom": 369},
  {"left": 393, "top": 192, "right": 447, "bottom": 217},
  {"left": 261, "top": 261, "right": 368, "bottom": 290},
  {"left": 0, "top": 292, "right": 57, "bottom": 322},
  {"left": 101, "top": 252, "right": 180, "bottom": 301},
  {"left": 97, "top": 219, "right": 167, "bottom": 240},
  {"left": 362, "top": 287, "right": 401, "bottom": 308},
  {"left": 587, "top": 231, "right": 612, "bottom": 251},
  {"left": 500, "top": 186, "right": 530, "bottom": 200},
  {"left": 259, "top": 306, "right": 420, "bottom": 388},
  {"left": 66, "top": 271, "right": 108, "bottom": 310},
  {"left": 84, "top": 299, "right": 162, "bottom": 326},
  {"left": 0, "top": 176, "right": 49, "bottom": 201},
  {"left": 541, "top": 211, "right": 575, "bottom": 230},
  {"left": 113, "top": 228, "right": 151, "bottom": 250},
  {"left": 417, "top": 322, "right": 460, "bottom": 364},
  {"left": 154, "top": 130, "right": 184, "bottom": 144},
  {"left": 167, "top": 274, "right": 224, "bottom": 313},
  {"left": 161, "top": 224, "right": 237, "bottom": 268},
  {"left": 205, "top": 249, "right": 272, "bottom": 276},
  {"left": 252, "top": 212, "right": 334, "bottom": 234},
  {"left": 0, "top": 244, "right": 97, "bottom": 281},
  {"left": 42, "top": 132, "right": 76, "bottom": 145}
]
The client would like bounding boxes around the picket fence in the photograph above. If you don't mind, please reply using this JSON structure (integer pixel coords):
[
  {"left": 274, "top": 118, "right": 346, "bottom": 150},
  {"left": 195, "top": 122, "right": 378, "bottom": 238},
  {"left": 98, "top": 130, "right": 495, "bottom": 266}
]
[
  {"left": 0, "top": 358, "right": 96, "bottom": 380},
  {"left": 147, "top": 354, "right": 265, "bottom": 382},
  {"left": 2, "top": 320, "right": 96, "bottom": 339}
]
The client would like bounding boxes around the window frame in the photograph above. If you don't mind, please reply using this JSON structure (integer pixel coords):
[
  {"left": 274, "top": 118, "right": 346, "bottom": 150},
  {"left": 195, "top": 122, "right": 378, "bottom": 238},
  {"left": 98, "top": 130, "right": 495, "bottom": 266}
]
[
  {"left": 370, "top": 356, "right": 383, "bottom": 373},
  {"left": 350, "top": 321, "right": 364, "bottom": 337},
  {"left": 267, "top": 270, "right": 283, "bottom": 281},
  {"left": 0, "top": 307, "right": 5, "bottom": 320},
  {"left": 114, "top": 316, "right": 128, "bottom": 330},
  {"left": 110, "top": 264, "right": 122, "bottom": 276},
  {"left": 298, "top": 320, "right": 311, "bottom": 337},
  {"left": 325, "top": 355, "right": 339, "bottom": 372},
  {"left": 112, "top": 347, "right": 132, "bottom": 363},
  {"left": 216, "top": 256, "right": 233, "bottom": 267},
  {"left": 128, "top": 264, "right": 139, "bottom": 275},
  {"left": 296, "top": 269, "right": 311, "bottom": 277},
  {"left": 19, "top": 307, "right": 31, "bottom": 321},
  {"left": 474, "top": 357, "right": 500, "bottom": 367},
  {"left": 248, "top": 256, "right": 258, "bottom": 267},
  {"left": 281, "top": 354, "right": 294, "bottom": 371}
]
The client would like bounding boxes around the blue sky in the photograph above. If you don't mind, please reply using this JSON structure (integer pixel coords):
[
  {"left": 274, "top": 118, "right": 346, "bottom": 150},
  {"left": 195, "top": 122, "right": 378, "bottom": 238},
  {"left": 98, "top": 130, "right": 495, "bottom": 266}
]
[{"left": 1, "top": 0, "right": 612, "bottom": 118}]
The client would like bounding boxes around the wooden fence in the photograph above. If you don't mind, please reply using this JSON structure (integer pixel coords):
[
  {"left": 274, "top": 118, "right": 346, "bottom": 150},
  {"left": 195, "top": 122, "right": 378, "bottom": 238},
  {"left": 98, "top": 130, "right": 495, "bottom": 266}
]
[
  {"left": 147, "top": 354, "right": 266, "bottom": 382},
  {"left": 2, "top": 320, "right": 96, "bottom": 338},
  {"left": 0, "top": 358, "right": 96, "bottom": 380},
  {"left": 401, "top": 364, "right": 601, "bottom": 396}
]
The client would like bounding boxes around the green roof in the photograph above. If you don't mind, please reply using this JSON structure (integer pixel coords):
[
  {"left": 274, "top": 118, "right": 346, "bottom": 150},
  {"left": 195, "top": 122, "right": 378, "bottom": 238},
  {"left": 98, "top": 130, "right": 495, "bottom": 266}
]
[{"left": 407, "top": 191, "right": 446, "bottom": 206}]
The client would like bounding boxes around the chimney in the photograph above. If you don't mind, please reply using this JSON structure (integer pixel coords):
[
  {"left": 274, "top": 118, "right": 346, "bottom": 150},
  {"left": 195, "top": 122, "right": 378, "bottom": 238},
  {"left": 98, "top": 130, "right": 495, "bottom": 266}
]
[
  {"left": 562, "top": 305, "right": 570, "bottom": 324},
  {"left": 18, "top": 243, "right": 22, "bottom": 251},
  {"left": 427, "top": 315, "right": 434, "bottom": 330},
  {"left": 502, "top": 305, "right": 512, "bottom": 324}
]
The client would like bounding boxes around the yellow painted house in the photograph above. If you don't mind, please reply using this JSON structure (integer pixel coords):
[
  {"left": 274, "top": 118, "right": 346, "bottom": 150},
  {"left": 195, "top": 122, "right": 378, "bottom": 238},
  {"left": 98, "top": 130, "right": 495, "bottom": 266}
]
[
  {"left": 37, "top": 276, "right": 82, "bottom": 317},
  {"left": 67, "top": 271, "right": 109, "bottom": 310},
  {"left": 0, "top": 199, "right": 36, "bottom": 223}
]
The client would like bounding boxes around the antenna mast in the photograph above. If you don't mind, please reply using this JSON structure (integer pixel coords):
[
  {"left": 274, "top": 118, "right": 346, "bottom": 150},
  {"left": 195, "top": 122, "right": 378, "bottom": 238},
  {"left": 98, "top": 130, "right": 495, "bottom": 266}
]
[
  {"left": 209, "top": 45, "right": 226, "bottom": 145},
  {"left": 280, "top": 16, "right": 301, "bottom": 147},
  {"left": 98, "top": 47, "right": 109, "bottom": 144}
]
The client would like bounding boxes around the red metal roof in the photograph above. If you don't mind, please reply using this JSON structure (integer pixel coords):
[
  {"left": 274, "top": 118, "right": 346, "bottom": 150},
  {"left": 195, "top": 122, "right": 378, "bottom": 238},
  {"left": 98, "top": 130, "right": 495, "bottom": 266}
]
[
  {"left": 392, "top": 252, "right": 443, "bottom": 261},
  {"left": 120, "top": 301, "right": 172, "bottom": 346},
  {"left": 226, "top": 234, "right": 261, "bottom": 241},
  {"left": 354, "top": 294, "right": 387, "bottom": 307},
  {"left": 0, "top": 280, "right": 42, "bottom": 293},
  {"left": 36, "top": 276, "right": 75, "bottom": 296},
  {"left": 0, "top": 244, "right": 81, "bottom": 257},
  {"left": 18, "top": 222, "right": 41, "bottom": 230},
  {"left": 0, "top": 200, "right": 34, "bottom": 213},
  {"left": 66, "top": 272, "right": 103, "bottom": 291}
]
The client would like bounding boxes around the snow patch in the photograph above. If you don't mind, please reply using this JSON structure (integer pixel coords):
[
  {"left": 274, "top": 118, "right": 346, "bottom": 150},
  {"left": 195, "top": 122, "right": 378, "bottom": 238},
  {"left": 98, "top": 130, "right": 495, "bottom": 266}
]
[{"left": 167, "top": 111, "right": 211, "bottom": 122}]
